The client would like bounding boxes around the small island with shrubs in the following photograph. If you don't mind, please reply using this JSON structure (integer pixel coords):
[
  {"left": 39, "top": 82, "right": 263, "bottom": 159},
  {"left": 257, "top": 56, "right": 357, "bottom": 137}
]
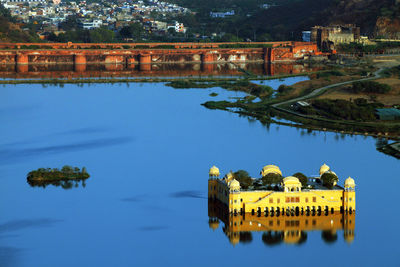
[{"left": 27, "top": 166, "right": 90, "bottom": 189}]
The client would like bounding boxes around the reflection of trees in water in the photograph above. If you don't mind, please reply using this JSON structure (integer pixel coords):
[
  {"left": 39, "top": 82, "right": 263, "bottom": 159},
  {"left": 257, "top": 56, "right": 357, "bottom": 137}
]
[
  {"left": 239, "top": 232, "right": 253, "bottom": 244},
  {"left": 321, "top": 230, "right": 338, "bottom": 244},
  {"left": 376, "top": 138, "right": 389, "bottom": 148},
  {"left": 262, "top": 231, "right": 283, "bottom": 246},
  {"left": 261, "top": 230, "right": 308, "bottom": 246},
  {"left": 375, "top": 139, "right": 400, "bottom": 160},
  {"left": 297, "top": 231, "right": 307, "bottom": 245},
  {"left": 27, "top": 178, "right": 88, "bottom": 190}
]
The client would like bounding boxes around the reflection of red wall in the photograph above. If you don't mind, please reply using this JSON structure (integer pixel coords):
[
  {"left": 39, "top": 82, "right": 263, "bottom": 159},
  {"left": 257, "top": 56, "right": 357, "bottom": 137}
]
[
  {"left": 0, "top": 63, "right": 323, "bottom": 79},
  {"left": 74, "top": 64, "right": 86, "bottom": 72},
  {"left": 105, "top": 64, "right": 124, "bottom": 71},
  {"left": 16, "top": 64, "right": 28, "bottom": 73}
]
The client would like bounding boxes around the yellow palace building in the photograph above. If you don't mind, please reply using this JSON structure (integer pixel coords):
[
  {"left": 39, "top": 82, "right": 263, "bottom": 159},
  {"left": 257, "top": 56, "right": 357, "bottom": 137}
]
[{"left": 208, "top": 164, "right": 356, "bottom": 215}]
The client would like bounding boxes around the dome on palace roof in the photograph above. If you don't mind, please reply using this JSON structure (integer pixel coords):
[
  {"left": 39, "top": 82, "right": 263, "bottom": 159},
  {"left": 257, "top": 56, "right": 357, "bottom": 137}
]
[
  {"left": 228, "top": 179, "right": 241, "bottom": 190},
  {"left": 209, "top": 165, "right": 220, "bottom": 177},
  {"left": 261, "top": 165, "right": 282, "bottom": 177},
  {"left": 225, "top": 171, "right": 234, "bottom": 180},
  {"left": 344, "top": 177, "right": 355, "bottom": 187},
  {"left": 282, "top": 176, "right": 301, "bottom": 184},
  {"left": 319, "top": 164, "right": 330, "bottom": 176}
]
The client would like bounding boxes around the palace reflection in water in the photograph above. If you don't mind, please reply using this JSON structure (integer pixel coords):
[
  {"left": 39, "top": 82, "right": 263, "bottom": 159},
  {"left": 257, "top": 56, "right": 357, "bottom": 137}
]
[
  {"left": 208, "top": 199, "right": 355, "bottom": 246},
  {"left": 0, "top": 62, "right": 322, "bottom": 79}
]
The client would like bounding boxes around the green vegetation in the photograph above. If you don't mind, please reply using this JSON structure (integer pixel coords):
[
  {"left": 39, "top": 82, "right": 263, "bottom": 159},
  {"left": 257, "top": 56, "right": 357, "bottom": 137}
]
[
  {"left": 276, "top": 84, "right": 295, "bottom": 97},
  {"left": 292, "top": 172, "right": 308, "bottom": 186},
  {"left": 320, "top": 172, "right": 338, "bottom": 189},
  {"left": 351, "top": 81, "right": 392, "bottom": 94},
  {"left": 382, "top": 65, "right": 400, "bottom": 78},
  {"left": 49, "top": 27, "right": 116, "bottom": 43},
  {"left": 307, "top": 99, "right": 382, "bottom": 121},
  {"left": 338, "top": 42, "right": 400, "bottom": 53},
  {"left": 233, "top": 170, "right": 253, "bottom": 189},
  {"left": 261, "top": 173, "right": 283, "bottom": 185},
  {"left": 27, "top": 166, "right": 90, "bottom": 182},
  {"left": 209, "top": 92, "right": 218, "bottom": 97},
  {"left": 0, "top": 4, "right": 40, "bottom": 42},
  {"left": 316, "top": 70, "right": 344, "bottom": 79},
  {"left": 119, "top": 23, "right": 144, "bottom": 40},
  {"left": 166, "top": 79, "right": 274, "bottom": 98}
]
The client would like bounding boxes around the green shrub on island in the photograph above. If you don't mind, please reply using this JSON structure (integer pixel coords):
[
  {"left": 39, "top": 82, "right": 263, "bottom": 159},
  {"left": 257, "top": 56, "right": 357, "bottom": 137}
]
[
  {"left": 209, "top": 92, "right": 218, "bottom": 97},
  {"left": 321, "top": 172, "right": 338, "bottom": 189},
  {"left": 27, "top": 166, "right": 90, "bottom": 182},
  {"left": 292, "top": 172, "right": 308, "bottom": 186},
  {"left": 261, "top": 173, "right": 283, "bottom": 185},
  {"left": 351, "top": 81, "right": 392, "bottom": 94}
]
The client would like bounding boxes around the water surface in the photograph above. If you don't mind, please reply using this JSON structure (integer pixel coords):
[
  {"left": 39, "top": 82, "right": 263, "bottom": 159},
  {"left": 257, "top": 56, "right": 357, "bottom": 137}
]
[{"left": 0, "top": 80, "right": 399, "bottom": 266}]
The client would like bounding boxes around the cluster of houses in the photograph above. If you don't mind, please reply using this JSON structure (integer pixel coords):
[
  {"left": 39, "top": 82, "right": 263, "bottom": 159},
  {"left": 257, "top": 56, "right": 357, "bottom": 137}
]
[{"left": 1, "top": 0, "right": 189, "bottom": 38}]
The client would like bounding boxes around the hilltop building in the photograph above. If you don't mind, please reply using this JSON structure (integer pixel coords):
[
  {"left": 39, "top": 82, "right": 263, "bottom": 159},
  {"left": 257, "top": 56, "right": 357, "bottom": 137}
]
[
  {"left": 311, "top": 24, "right": 360, "bottom": 51},
  {"left": 210, "top": 10, "right": 235, "bottom": 18},
  {"left": 167, "top": 21, "right": 185, "bottom": 33},
  {"left": 302, "top": 31, "right": 311, "bottom": 42},
  {"left": 208, "top": 164, "right": 355, "bottom": 215}
]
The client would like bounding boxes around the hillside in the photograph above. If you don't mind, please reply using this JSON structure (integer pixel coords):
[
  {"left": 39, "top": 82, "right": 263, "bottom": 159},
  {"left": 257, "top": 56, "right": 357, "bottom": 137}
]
[
  {"left": 243, "top": 0, "right": 400, "bottom": 40},
  {"left": 170, "top": 0, "right": 400, "bottom": 41},
  {"left": 0, "top": 5, "right": 40, "bottom": 42},
  {"left": 326, "top": 0, "right": 400, "bottom": 38}
]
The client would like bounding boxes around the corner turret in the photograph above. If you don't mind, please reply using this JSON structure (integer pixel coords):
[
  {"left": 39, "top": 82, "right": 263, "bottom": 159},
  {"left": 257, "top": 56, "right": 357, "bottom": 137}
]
[{"left": 209, "top": 165, "right": 220, "bottom": 178}]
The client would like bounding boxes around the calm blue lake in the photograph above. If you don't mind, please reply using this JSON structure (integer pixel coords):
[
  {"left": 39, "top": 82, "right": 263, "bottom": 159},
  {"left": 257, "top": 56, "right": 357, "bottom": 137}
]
[{"left": 0, "top": 78, "right": 399, "bottom": 266}]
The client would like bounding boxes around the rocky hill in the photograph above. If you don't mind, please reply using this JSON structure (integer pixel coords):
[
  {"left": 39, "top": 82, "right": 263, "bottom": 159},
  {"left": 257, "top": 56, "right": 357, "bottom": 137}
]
[{"left": 326, "top": 0, "right": 400, "bottom": 38}]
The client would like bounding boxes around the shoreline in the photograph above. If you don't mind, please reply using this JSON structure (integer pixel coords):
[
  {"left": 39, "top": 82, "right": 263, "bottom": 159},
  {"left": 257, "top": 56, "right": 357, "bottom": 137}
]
[
  {"left": 0, "top": 71, "right": 317, "bottom": 85},
  {"left": 1, "top": 66, "right": 399, "bottom": 139}
]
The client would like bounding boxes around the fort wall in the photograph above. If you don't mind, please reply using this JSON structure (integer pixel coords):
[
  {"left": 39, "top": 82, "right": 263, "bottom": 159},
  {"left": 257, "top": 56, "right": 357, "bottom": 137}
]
[{"left": 0, "top": 42, "right": 323, "bottom": 67}]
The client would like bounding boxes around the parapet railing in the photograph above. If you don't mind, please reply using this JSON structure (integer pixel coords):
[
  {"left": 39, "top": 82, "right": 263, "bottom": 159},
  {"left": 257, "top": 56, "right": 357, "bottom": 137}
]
[{"left": 0, "top": 41, "right": 311, "bottom": 50}]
